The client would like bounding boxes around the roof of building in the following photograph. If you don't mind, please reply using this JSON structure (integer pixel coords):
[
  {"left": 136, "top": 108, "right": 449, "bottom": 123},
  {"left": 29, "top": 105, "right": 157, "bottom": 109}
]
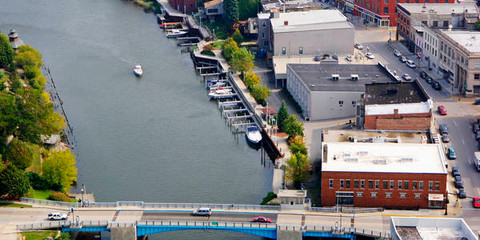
[
  {"left": 258, "top": 13, "right": 270, "bottom": 19},
  {"left": 261, "top": 0, "right": 322, "bottom": 12},
  {"left": 391, "top": 217, "right": 478, "bottom": 240},
  {"left": 287, "top": 63, "right": 395, "bottom": 92},
  {"left": 441, "top": 30, "right": 480, "bottom": 53},
  {"left": 278, "top": 189, "right": 307, "bottom": 198},
  {"left": 397, "top": 2, "right": 478, "bottom": 15},
  {"left": 204, "top": 0, "right": 222, "bottom": 8},
  {"left": 365, "top": 81, "right": 429, "bottom": 105},
  {"left": 322, "top": 142, "right": 447, "bottom": 174},
  {"left": 271, "top": 10, "right": 353, "bottom": 33}
]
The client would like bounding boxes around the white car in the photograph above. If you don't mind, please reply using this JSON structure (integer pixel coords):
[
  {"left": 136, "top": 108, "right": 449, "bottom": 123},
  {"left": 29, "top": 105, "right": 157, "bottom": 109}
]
[
  {"left": 346, "top": 55, "right": 353, "bottom": 62},
  {"left": 406, "top": 60, "right": 416, "bottom": 68},
  {"left": 393, "top": 49, "right": 402, "bottom": 57},
  {"left": 354, "top": 43, "right": 364, "bottom": 50},
  {"left": 47, "top": 212, "right": 67, "bottom": 221},
  {"left": 402, "top": 73, "right": 412, "bottom": 81},
  {"left": 365, "top": 52, "right": 375, "bottom": 59}
]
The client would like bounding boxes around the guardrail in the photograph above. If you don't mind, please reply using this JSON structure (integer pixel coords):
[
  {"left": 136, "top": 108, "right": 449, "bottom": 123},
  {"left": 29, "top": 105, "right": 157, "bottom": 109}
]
[
  {"left": 308, "top": 206, "right": 384, "bottom": 213},
  {"left": 19, "top": 198, "right": 80, "bottom": 208},
  {"left": 17, "top": 220, "right": 109, "bottom": 231},
  {"left": 138, "top": 220, "right": 276, "bottom": 229}
]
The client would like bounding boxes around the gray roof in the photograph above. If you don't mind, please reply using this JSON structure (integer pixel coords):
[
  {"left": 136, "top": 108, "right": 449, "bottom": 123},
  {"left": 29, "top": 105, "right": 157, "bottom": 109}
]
[
  {"left": 287, "top": 63, "right": 395, "bottom": 92},
  {"left": 397, "top": 2, "right": 478, "bottom": 15},
  {"left": 364, "top": 80, "right": 429, "bottom": 105},
  {"left": 442, "top": 30, "right": 480, "bottom": 53},
  {"left": 271, "top": 10, "right": 353, "bottom": 33}
]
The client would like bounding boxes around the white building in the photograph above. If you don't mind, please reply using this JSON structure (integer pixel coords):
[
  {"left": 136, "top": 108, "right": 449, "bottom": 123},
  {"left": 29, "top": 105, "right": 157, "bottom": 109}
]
[
  {"left": 391, "top": 217, "right": 478, "bottom": 240},
  {"left": 422, "top": 25, "right": 440, "bottom": 72}
]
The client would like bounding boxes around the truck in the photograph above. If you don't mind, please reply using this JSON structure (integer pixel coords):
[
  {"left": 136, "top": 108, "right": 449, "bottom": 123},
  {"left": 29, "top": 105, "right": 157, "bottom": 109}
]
[{"left": 474, "top": 152, "right": 480, "bottom": 171}]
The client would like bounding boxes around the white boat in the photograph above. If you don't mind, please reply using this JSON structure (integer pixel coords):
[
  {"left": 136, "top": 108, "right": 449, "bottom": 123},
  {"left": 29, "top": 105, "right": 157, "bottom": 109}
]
[
  {"left": 246, "top": 126, "right": 262, "bottom": 144},
  {"left": 166, "top": 29, "right": 188, "bottom": 38},
  {"left": 133, "top": 65, "right": 143, "bottom": 77},
  {"left": 208, "top": 88, "right": 234, "bottom": 99}
]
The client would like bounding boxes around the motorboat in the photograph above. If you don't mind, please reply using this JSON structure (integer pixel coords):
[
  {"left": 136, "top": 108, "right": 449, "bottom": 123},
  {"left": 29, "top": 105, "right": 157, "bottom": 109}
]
[
  {"left": 245, "top": 126, "right": 262, "bottom": 145},
  {"left": 208, "top": 88, "right": 234, "bottom": 99},
  {"left": 166, "top": 29, "right": 188, "bottom": 38},
  {"left": 206, "top": 81, "right": 227, "bottom": 90},
  {"left": 133, "top": 65, "right": 143, "bottom": 77}
]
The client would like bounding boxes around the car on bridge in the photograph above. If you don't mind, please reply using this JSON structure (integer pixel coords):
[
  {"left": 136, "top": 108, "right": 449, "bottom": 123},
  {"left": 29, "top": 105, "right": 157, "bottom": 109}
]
[
  {"left": 473, "top": 197, "right": 480, "bottom": 208},
  {"left": 192, "top": 207, "right": 211, "bottom": 216},
  {"left": 253, "top": 216, "right": 272, "bottom": 223},
  {"left": 47, "top": 212, "right": 67, "bottom": 220}
]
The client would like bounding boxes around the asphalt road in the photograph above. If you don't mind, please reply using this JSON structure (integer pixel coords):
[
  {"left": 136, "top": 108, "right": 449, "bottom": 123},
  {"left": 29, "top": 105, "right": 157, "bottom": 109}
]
[{"left": 141, "top": 211, "right": 277, "bottom": 223}]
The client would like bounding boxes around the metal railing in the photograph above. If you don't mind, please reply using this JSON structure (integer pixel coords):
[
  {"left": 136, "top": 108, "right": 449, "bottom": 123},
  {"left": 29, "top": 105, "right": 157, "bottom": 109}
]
[
  {"left": 308, "top": 206, "right": 383, "bottom": 213},
  {"left": 138, "top": 220, "right": 276, "bottom": 229},
  {"left": 17, "top": 220, "right": 109, "bottom": 231},
  {"left": 19, "top": 198, "right": 80, "bottom": 208}
]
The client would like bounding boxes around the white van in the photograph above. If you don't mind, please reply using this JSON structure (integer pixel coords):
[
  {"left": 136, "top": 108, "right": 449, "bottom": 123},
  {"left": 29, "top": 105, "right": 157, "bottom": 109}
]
[{"left": 192, "top": 207, "right": 211, "bottom": 216}]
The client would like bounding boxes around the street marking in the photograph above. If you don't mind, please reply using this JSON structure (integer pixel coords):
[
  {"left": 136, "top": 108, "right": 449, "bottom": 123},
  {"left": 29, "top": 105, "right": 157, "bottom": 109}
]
[
  {"left": 469, "top": 157, "right": 472, "bottom": 165},
  {"left": 453, "top": 120, "right": 458, "bottom": 126},
  {"left": 144, "top": 209, "right": 277, "bottom": 215},
  {"left": 462, "top": 139, "right": 465, "bottom": 145}
]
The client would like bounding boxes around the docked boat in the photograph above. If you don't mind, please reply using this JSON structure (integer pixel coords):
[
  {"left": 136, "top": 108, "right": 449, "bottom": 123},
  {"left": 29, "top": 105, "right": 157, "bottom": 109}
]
[
  {"left": 207, "top": 82, "right": 229, "bottom": 90},
  {"left": 245, "top": 126, "right": 262, "bottom": 145},
  {"left": 166, "top": 29, "right": 188, "bottom": 38},
  {"left": 208, "top": 88, "right": 234, "bottom": 99},
  {"left": 133, "top": 65, "right": 143, "bottom": 77}
]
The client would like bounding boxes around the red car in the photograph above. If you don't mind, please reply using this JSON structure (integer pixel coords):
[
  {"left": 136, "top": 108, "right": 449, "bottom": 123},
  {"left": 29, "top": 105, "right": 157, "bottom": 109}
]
[
  {"left": 253, "top": 216, "right": 272, "bottom": 223},
  {"left": 473, "top": 197, "right": 480, "bottom": 208},
  {"left": 438, "top": 105, "right": 447, "bottom": 115}
]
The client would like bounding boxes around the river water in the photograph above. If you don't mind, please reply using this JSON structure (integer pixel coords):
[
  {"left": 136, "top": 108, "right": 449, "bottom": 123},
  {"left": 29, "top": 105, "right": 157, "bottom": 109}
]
[{"left": 0, "top": 0, "right": 272, "bottom": 239}]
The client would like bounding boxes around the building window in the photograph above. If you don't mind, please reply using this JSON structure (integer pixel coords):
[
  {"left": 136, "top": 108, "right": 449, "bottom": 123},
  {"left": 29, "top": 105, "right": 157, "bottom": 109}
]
[
  {"left": 413, "top": 181, "right": 418, "bottom": 190},
  {"left": 385, "top": 192, "right": 392, "bottom": 198},
  {"left": 390, "top": 180, "right": 394, "bottom": 190},
  {"left": 443, "top": 21, "right": 449, "bottom": 27},
  {"left": 384, "top": 0, "right": 388, "bottom": 3},
  {"left": 299, "top": 46, "right": 303, "bottom": 54},
  {"left": 357, "top": 192, "right": 363, "bottom": 197},
  {"left": 428, "top": 181, "right": 433, "bottom": 191},
  {"left": 282, "top": 47, "right": 286, "bottom": 55},
  {"left": 400, "top": 193, "right": 407, "bottom": 198},
  {"left": 383, "top": 7, "right": 388, "bottom": 14},
  {"left": 404, "top": 181, "right": 409, "bottom": 190},
  {"left": 368, "top": 180, "right": 374, "bottom": 189},
  {"left": 383, "top": 180, "right": 388, "bottom": 190},
  {"left": 361, "top": 180, "right": 365, "bottom": 189},
  {"left": 370, "top": 192, "right": 377, "bottom": 198},
  {"left": 398, "top": 180, "right": 403, "bottom": 190},
  {"left": 419, "top": 181, "right": 424, "bottom": 190},
  {"left": 375, "top": 180, "right": 380, "bottom": 189},
  {"left": 329, "top": 179, "right": 334, "bottom": 189},
  {"left": 354, "top": 180, "right": 359, "bottom": 189},
  {"left": 352, "top": 101, "right": 356, "bottom": 105},
  {"left": 414, "top": 193, "right": 421, "bottom": 199},
  {"left": 339, "top": 100, "right": 344, "bottom": 105},
  {"left": 433, "top": 21, "right": 438, "bottom": 27},
  {"left": 340, "top": 179, "right": 345, "bottom": 189},
  {"left": 435, "top": 181, "right": 440, "bottom": 191},
  {"left": 346, "top": 179, "right": 351, "bottom": 189},
  {"left": 475, "top": 74, "right": 480, "bottom": 80}
]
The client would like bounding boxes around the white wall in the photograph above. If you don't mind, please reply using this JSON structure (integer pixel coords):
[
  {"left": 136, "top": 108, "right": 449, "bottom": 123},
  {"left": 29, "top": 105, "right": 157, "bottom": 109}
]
[{"left": 310, "top": 91, "right": 362, "bottom": 120}]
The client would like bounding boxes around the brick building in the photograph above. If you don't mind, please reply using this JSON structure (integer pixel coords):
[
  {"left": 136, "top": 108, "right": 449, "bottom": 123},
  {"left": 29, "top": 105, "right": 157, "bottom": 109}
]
[
  {"left": 321, "top": 142, "right": 447, "bottom": 209},
  {"left": 361, "top": 80, "right": 432, "bottom": 131},
  {"left": 168, "top": 0, "right": 197, "bottom": 13},
  {"left": 353, "top": 0, "right": 454, "bottom": 27}
]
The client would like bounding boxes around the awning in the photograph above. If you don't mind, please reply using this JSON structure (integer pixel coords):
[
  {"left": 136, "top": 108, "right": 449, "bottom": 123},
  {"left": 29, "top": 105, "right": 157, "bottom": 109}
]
[{"left": 428, "top": 194, "right": 444, "bottom": 201}]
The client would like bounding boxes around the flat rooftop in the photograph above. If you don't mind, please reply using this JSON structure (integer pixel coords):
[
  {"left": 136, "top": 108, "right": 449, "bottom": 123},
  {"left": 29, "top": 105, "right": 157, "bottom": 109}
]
[
  {"left": 271, "top": 10, "right": 353, "bottom": 33},
  {"left": 322, "top": 129, "right": 429, "bottom": 144},
  {"left": 391, "top": 217, "right": 478, "bottom": 240},
  {"left": 441, "top": 30, "right": 480, "bottom": 53},
  {"left": 322, "top": 142, "right": 447, "bottom": 174},
  {"left": 288, "top": 63, "right": 395, "bottom": 92},
  {"left": 398, "top": 2, "right": 478, "bottom": 15},
  {"left": 365, "top": 81, "right": 429, "bottom": 105}
]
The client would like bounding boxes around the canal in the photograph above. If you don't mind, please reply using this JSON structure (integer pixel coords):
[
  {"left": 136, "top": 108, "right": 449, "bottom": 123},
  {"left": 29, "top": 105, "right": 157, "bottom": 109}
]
[{"left": 0, "top": 1, "right": 272, "bottom": 239}]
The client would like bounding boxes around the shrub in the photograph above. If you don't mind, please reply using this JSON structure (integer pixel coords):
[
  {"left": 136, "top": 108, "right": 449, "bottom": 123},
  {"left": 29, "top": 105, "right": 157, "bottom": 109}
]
[
  {"left": 250, "top": 83, "right": 270, "bottom": 106},
  {"left": 47, "top": 192, "right": 74, "bottom": 202},
  {"left": 232, "top": 28, "right": 244, "bottom": 44},
  {"left": 201, "top": 50, "right": 215, "bottom": 56},
  {"left": 221, "top": 38, "right": 239, "bottom": 61},
  {"left": 24, "top": 66, "right": 41, "bottom": 80},
  {"left": 244, "top": 70, "right": 260, "bottom": 89},
  {"left": 4, "top": 138, "right": 40, "bottom": 170},
  {"left": 29, "top": 75, "right": 47, "bottom": 89},
  {"left": 260, "top": 192, "right": 277, "bottom": 205},
  {"left": 26, "top": 171, "right": 50, "bottom": 190}
]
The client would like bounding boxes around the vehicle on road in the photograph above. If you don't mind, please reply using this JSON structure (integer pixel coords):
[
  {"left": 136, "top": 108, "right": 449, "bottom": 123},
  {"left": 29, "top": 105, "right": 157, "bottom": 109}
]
[
  {"left": 473, "top": 197, "right": 480, "bottom": 208},
  {"left": 354, "top": 43, "right": 363, "bottom": 50},
  {"left": 474, "top": 99, "right": 480, "bottom": 105},
  {"left": 458, "top": 188, "right": 467, "bottom": 199},
  {"left": 406, "top": 60, "right": 416, "bottom": 68},
  {"left": 447, "top": 147, "right": 457, "bottom": 160},
  {"left": 474, "top": 152, "right": 480, "bottom": 171},
  {"left": 439, "top": 124, "right": 448, "bottom": 135},
  {"left": 454, "top": 175, "right": 463, "bottom": 188},
  {"left": 473, "top": 122, "right": 480, "bottom": 133},
  {"left": 419, "top": 71, "right": 427, "bottom": 79},
  {"left": 393, "top": 50, "right": 402, "bottom": 57},
  {"left": 476, "top": 131, "right": 480, "bottom": 141},
  {"left": 314, "top": 56, "right": 321, "bottom": 62},
  {"left": 426, "top": 76, "right": 433, "bottom": 84},
  {"left": 399, "top": 56, "right": 407, "bottom": 63},
  {"left": 437, "top": 105, "right": 447, "bottom": 115},
  {"left": 432, "top": 81, "right": 442, "bottom": 90},
  {"left": 366, "top": 52, "right": 375, "bottom": 59},
  {"left": 192, "top": 207, "right": 212, "bottom": 216},
  {"left": 47, "top": 212, "right": 67, "bottom": 221},
  {"left": 346, "top": 55, "right": 353, "bottom": 62},
  {"left": 452, "top": 166, "right": 460, "bottom": 177},
  {"left": 402, "top": 73, "right": 412, "bottom": 81},
  {"left": 253, "top": 216, "right": 272, "bottom": 223},
  {"left": 441, "top": 134, "right": 450, "bottom": 143}
]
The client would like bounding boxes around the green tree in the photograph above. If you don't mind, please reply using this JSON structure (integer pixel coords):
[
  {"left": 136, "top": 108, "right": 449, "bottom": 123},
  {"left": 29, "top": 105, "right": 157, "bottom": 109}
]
[
  {"left": 221, "top": 38, "right": 239, "bottom": 61},
  {"left": 29, "top": 75, "right": 47, "bottom": 90},
  {"left": 289, "top": 136, "right": 307, "bottom": 155},
  {"left": 224, "top": 0, "right": 239, "bottom": 30},
  {"left": 250, "top": 83, "right": 270, "bottom": 106},
  {"left": 232, "top": 28, "right": 244, "bottom": 45},
  {"left": 23, "top": 65, "right": 42, "bottom": 80},
  {"left": 0, "top": 33, "right": 14, "bottom": 68},
  {"left": 230, "top": 47, "right": 254, "bottom": 77},
  {"left": 475, "top": 21, "right": 480, "bottom": 31},
  {"left": 17, "top": 45, "right": 43, "bottom": 67},
  {"left": 0, "top": 92, "right": 19, "bottom": 139},
  {"left": 42, "top": 149, "right": 77, "bottom": 193},
  {"left": 285, "top": 152, "right": 310, "bottom": 188},
  {"left": 4, "top": 138, "right": 40, "bottom": 170},
  {"left": 277, "top": 101, "right": 289, "bottom": 131},
  {"left": 244, "top": 70, "right": 260, "bottom": 89},
  {"left": 0, "top": 164, "right": 31, "bottom": 198},
  {"left": 238, "top": 0, "right": 260, "bottom": 20},
  {"left": 283, "top": 115, "right": 304, "bottom": 139}
]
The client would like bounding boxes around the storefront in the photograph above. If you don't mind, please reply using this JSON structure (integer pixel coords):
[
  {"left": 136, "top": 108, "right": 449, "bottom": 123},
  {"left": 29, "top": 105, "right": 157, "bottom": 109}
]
[
  {"left": 428, "top": 194, "right": 444, "bottom": 209},
  {"left": 355, "top": 7, "right": 389, "bottom": 27},
  {"left": 345, "top": 0, "right": 354, "bottom": 14}
]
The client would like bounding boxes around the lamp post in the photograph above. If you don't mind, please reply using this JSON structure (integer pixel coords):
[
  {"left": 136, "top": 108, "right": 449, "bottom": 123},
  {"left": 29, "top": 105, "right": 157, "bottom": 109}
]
[
  {"left": 444, "top": 193, "right": 448, "bottom": 215},
  {"left": 81, "top": 184, "right": 85, "bottom": 207}
]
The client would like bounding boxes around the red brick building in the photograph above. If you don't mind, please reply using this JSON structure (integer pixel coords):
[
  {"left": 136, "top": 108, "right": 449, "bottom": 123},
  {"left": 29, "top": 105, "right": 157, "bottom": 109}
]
[
  {"left": 363, "top": 81, "right": 432, "bottom": 131},
  {"left": 353, "top": 0, "right": 454, "bottom": 27},
  {"left": 321, "top": 142, "right": 447, "bottom": 209},
  {"left": 168, "top": 0, "right": 197, "bottom": 14}
]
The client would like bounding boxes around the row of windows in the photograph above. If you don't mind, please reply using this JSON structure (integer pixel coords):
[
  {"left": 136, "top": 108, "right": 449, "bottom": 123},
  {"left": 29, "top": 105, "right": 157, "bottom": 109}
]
[
  {"left": 329, "top": 179, "right": 441, "bottom": 191},
  {"left": 355, "top": 191, "right": 423, "bottom": 199}
]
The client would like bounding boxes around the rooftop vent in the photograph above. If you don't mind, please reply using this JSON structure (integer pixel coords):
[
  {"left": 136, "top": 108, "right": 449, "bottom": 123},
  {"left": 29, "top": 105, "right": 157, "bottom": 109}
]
[
  {"left": 345, "top": 158, "right": 358, "bottom": 162},
  {"left": 284, "top": 20, "right": 288, "bottom": 25},
  {"left": 351, "top": 74, "right": 359, "bottom": 81},
  {"left": 331, "top": 74, "right": 340, "bottom": 81},
  {"left": 373, "top": 159, "right": 387, "bottom": 164}
]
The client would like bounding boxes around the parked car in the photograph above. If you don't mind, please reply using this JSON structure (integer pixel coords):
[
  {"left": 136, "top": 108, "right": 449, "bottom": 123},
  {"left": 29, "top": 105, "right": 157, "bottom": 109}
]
[
  {"left": 439, "top": 124, "right": 448, "bottom": 135},
  {"left": 447, "top": 147, "right": 457, "bottom": 160},
  {"left": 475, "top": 131, "right": 480, "bottom": 141},
  {"left": 253, "top": 216, "right": 272, "bottom": 223},
  {"left": 399, "top": 56, "right": 407, "bottom": 63},
  {"left": 419, "top": 71, "right": 427, "bottom": 79},
  {"left": 458, "top": 188, "right": 467, "bottom": 199},
  {"left": 346, "top": 55, "right": 353, "bottom": 62},
  {"left": 393, "top": 49, "right": 402, "bottom": 57},
  {"left": 314, "top": 56, "right": 321, "bottom": 61},
  {"left": 437, "top": 105, "right": 447, "bottom": 115},
  {"left": 406, "top": 60, "right": 416, "bottom": 68},
  {"left": 47, "top": 212, "right": 67, "bottom": 221},
  {"left": 332, "top": 55, "right": 338, "bottom": 60},
  {"left": 441, "top": 134, "right": 450, "bottom": 143},
  {"left": 402, "top": 73, "right": 412, "bottom": 81},
  {"left": 366, "top": 52, "right": 375, "bottom": 59},
  {"left": 452, "top": 166, "right": 460, "bottom": 177},
  {"left": 454, "top": 175, "right": 464, "bottom": 188},
  {"left": 473, "top": 122, "right": 480, "bottom": 133},
  {"left": 473, "top": 197, "right": 480, "bottom": 208},
  {"left": 432, "top": 81, "right": 442, "bottom": 90},
  {"left": 354, "top": 43, "right": 364, "bottom": 50},
  {"left": 474, "top": 98, "right": 480, "bottom": 105},
  {"left": 426, "top": 76, "right": 433, "bottom": 84}
]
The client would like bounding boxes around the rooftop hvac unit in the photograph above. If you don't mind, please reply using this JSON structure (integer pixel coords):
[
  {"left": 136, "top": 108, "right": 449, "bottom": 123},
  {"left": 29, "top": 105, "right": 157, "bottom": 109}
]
[
  {"left": 331, "top": 74, "right": 340, "bottom": 81},
  {"left": 350, "top": 74, "right": 359, "bottom": 81}
]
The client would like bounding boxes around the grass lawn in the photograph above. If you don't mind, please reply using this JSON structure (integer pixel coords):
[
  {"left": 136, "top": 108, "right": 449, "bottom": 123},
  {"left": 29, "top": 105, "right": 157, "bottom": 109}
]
[
  {"left": 210, "top": 40, "right": 226, "bottom": 50},
  {"left": 0, "top": 203, "right": 32, "bottom": 208},
  {"left": 22, "top": 231, "right": 57, "bottom": 240},
  {"left": 32, "top": 189, "right": 53, "bottom": 200}
]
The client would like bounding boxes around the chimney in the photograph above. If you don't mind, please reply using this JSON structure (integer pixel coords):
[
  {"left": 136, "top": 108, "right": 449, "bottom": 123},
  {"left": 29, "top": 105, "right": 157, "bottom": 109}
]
[
  {"left": 393, "top": 109, "right": 400, "bottom": 118},
  {"left": 284, "top": 21, "right": 288, "bottom": 25}
]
